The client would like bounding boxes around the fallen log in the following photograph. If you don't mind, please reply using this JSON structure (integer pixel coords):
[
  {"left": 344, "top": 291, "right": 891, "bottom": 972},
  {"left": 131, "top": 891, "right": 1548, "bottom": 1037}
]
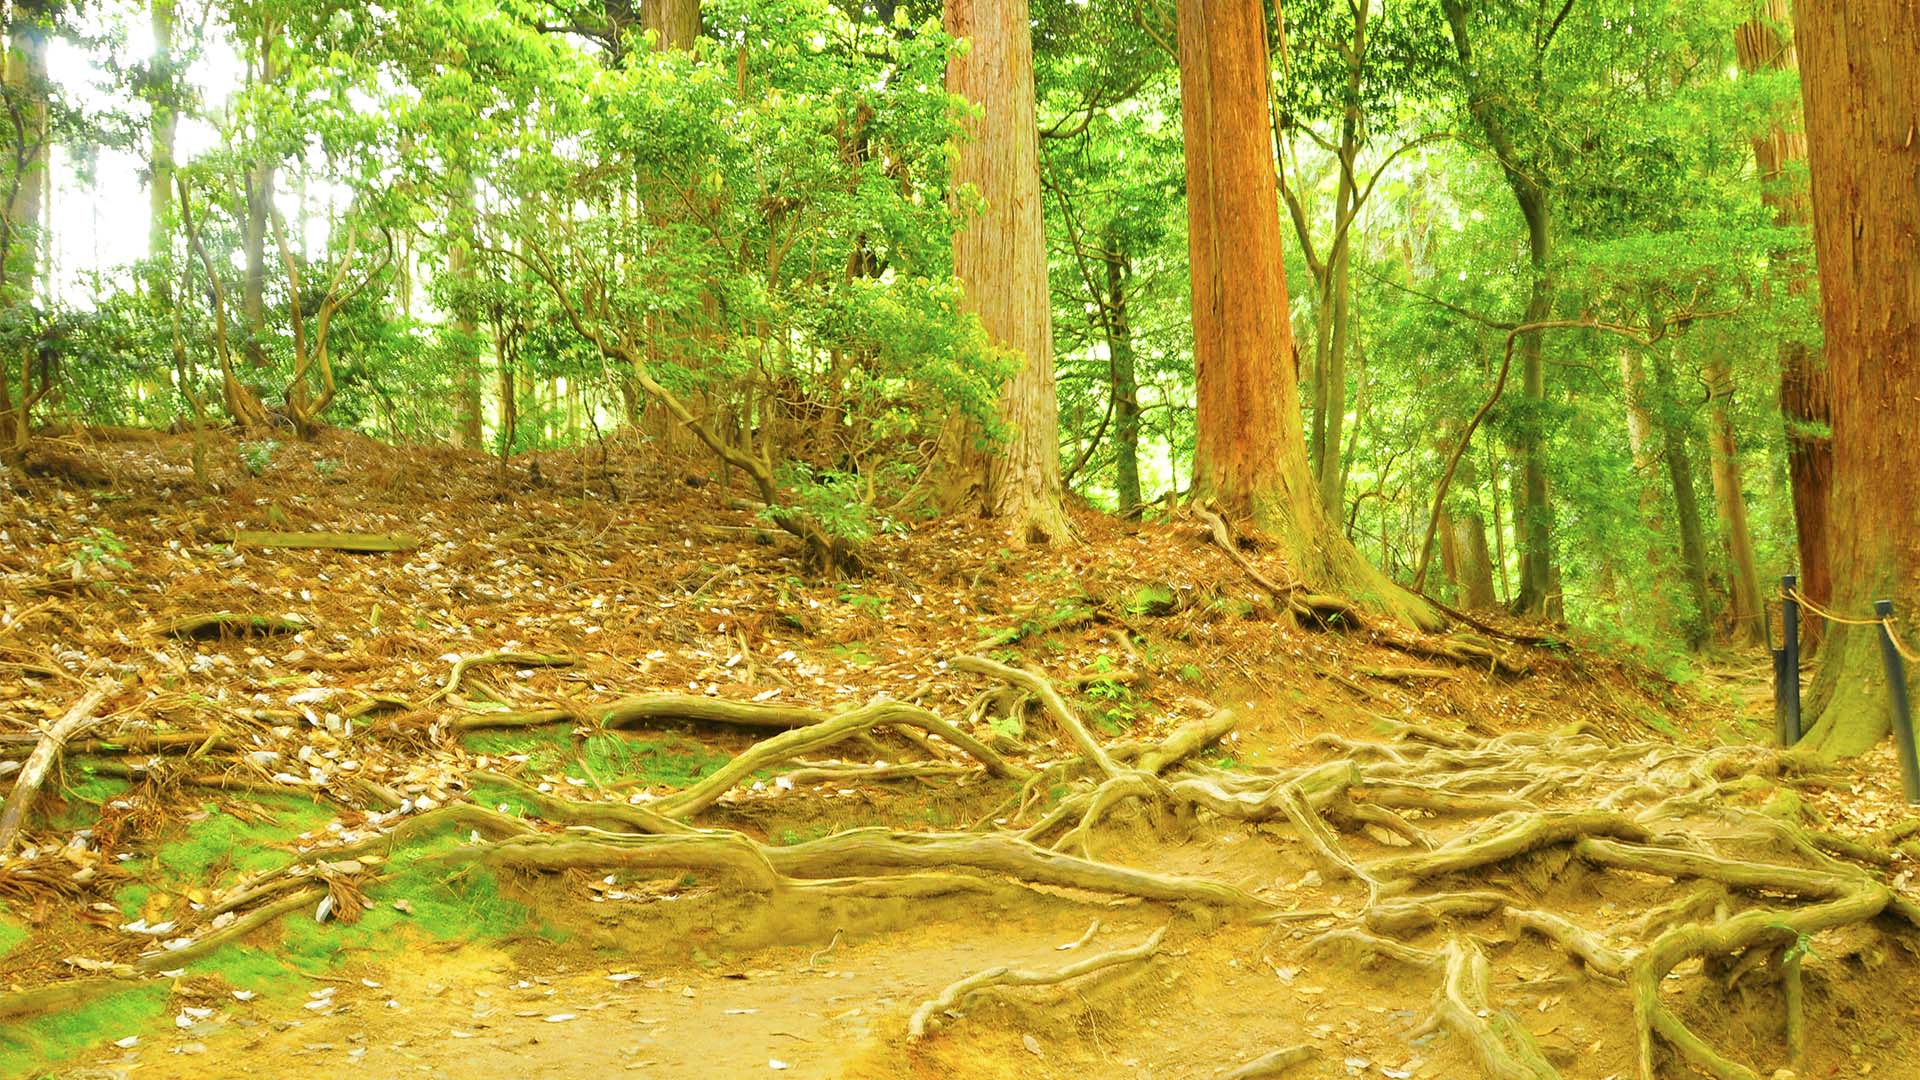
[
  {"left": 231, "top": 530, "right": 419, "bottom": 553},
  {"left": 0, "top": 680, "right": 119, "bottom": 856}
]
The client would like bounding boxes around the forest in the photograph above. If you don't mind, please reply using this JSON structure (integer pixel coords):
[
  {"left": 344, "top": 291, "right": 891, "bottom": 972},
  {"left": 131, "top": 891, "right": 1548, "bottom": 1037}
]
[{"left": 0, "top": 0, "right": 1917, "bottom": 1078}]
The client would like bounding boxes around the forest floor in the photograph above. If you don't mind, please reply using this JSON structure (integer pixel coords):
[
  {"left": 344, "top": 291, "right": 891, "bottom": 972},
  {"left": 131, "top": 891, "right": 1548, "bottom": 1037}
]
[{"left": 3, "top": 427, "right": 1920, "bottom": 1080}]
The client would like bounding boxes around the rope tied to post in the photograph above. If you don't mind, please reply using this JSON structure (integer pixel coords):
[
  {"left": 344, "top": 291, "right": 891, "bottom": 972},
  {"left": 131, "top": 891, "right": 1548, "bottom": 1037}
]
[{"left": 1784, "top": 587, "right": 1920, "bottom": 664}]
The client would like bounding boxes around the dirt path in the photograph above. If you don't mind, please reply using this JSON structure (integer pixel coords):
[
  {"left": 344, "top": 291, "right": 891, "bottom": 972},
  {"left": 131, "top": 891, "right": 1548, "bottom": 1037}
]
[{"left": 99, "top": 908, "right": 1179, "bottom": 1080}]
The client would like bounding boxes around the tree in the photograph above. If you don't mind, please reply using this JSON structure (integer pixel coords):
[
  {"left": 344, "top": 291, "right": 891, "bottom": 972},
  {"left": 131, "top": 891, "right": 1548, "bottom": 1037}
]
[
  {"left": 1735, "top": 1, "right": 1831, "bottom": 646},
  {"left": 0, "top": 0, "right": 52, "bottom": 454},
  {"left": 146, "top": 0, "right": 178, "bottom": 299},
  {"left": 1274, "top": 0, "right": 1444, "bottom": 519},
  {"left": 1792, "top": 0, "right": 1920, "bottom": 754},
  {"left": 1176, "top": 0, "right": 1436, "bottom": 629},
  {"left": 944, "top": 0, "right": 1073, "bottom": 542},
  {"left": 1438, "top": 0, "right": 1559, "bottom": 618}
]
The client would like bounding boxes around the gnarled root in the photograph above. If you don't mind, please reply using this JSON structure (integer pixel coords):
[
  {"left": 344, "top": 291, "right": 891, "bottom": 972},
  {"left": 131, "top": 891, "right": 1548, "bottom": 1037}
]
[
  {"left": 1307, "top": 931, "right": 1559, "bottom": 1079},
  {"left": 906, "top": 923, "right": 1168, "bottom": 1040}
]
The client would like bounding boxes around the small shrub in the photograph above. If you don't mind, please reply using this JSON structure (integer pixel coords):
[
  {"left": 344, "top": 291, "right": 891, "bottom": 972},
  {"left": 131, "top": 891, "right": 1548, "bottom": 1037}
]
[{"left": 239, "top": 439, "right": 281, "bottom": 475}]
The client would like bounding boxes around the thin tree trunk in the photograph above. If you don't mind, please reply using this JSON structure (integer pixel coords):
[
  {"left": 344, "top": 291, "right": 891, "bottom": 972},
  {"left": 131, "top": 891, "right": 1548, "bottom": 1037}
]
[
  {"left": 1103, "top": 225, "right": 1142, "bottom": 516},
  {"left": 1735, "top": 2, "right": 1832, "bottom": 647},
  {"left": 450, "top": 175, "right": 483, "bottom": 449},
  {"left": 1488, "top": 439, "right": 1510, "bottom": 605},
  {"left": 1315, "top": 2, "right": 1368, "bottom": 516},
  {"left": 1441, "top": 0, "right": 1557, "bottom": 618},
  {"left": 943, "top": 0, "right": 1072, "bottom": 542},
  {"left": 146, "top": 0, "right": 176, "bottom": 301},
  {"left": 1793, "top": 0, "right": 1920, "bottom": 755},
  {"left": 242, "top": 40, "right": 274, "bottom": 371},
  {"left": 1704, "top": 357, "right": 1765, "bottom": 644},
  {"left": 1176, "top": 0, "right": 1436, "bottom": 630},
  {"left": 1651, "top": 347, "right": 1712, "bottom": 649}
]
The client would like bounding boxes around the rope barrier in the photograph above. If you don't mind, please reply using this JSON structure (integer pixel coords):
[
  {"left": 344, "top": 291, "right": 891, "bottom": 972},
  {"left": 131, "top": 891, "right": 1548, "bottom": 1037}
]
[{"left": 1784, "top": 587, "right": 1920, "bottom": 665}]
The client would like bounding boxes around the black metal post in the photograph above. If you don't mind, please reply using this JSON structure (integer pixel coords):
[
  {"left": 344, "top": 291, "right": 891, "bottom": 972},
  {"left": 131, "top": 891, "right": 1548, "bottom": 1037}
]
[
  {"left": 1874, "top": 599, "right": 1920, "bottom": 805},
  {"left": 1781, "top": 575, "right": 1802, "bottom": 747}
]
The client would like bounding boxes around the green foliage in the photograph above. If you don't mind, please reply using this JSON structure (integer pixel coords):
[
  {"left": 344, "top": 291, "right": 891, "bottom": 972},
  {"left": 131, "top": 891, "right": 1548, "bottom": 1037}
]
[
  {"left": 239, "top": 440, "right": 282, "bottom": 476},
  {"left": 21, "top": 0, "right": 1839, "bottom": 651},
  {"left": 1126, "top": 585, "right": 1176, "bottom": 616},
  {"left": 65, "top": 527, "right": 132, "bottom": 578},
  {"left": 1081, "top": 676, "right": 1140, "bottom": 735}
]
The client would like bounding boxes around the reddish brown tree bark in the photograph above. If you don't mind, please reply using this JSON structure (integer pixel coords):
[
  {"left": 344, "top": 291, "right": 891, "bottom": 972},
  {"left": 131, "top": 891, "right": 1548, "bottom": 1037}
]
[
  {"left": 943, "top": 0, "right": 1072, "bottom": 542},
  {"left": 1793, "top": 0, "right": 1920, "bottom": 755},
  {"left": 1176, "top": 0, "right": 1435, "bottom": 629},
  {"left": 1735, "top": 1, "right": 1831, "bottom": 647},
  {"left": 643, "top": 0, "right": 699, "bottom": 49}
]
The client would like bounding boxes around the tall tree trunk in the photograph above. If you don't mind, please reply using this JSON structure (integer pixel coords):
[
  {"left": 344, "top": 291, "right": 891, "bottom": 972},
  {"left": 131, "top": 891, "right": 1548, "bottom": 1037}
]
[
  {"left": 1, "top": 8, "right": 48, "bottom": 454},
  {"left": 242, "top": 39, "right": 274, "bottom": 371},
  {"left": 1444, "top": 435, "right": 1498, "bottom": 610},
  {"left": 643, "top": 0, "right": 700, "bottom": 48},
  {"left": 1103, "top": 224, "right": 1143, "bottom": 516},
  {"left": 1652, "top": 350, "right": 1712, "bottom": 649},
  {"left": 1735, "top": 2, "right": 1832, "bottom": 648},
  {"left": 1488, "top": 439, "right": 1510, "bottom": 605},
  {"left": 1441, "top": 0, "right": 1557, "bottom": 618},
  {"left": 944, "top": 0, "right": 1072, "bottom": 542},
  {"left": 1793, "top": 0, "right": 1920, "bottom": 755},
  {"left": 146, "top": 0, "right": 176, "bottom": 300},
  {"left": 450, "top": 173, "right": 483, "bottom": 449},
  {"left": 1704, "top": 357, "right": 1766, "bottom": 644},
  {"left": 1314, "top": 2, "right": 1368, "bottom": 517},
  {"left": 1176, "top": 0, "right": 1435, "bottom": 629},
  {"left": 450, "top": 239, "right": 483, "bottom": 449}
]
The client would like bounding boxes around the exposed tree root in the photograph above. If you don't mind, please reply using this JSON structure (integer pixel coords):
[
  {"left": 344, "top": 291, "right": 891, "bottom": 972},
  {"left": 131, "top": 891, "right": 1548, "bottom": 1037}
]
[
  {"left": 12, "top": 658, "right": 1918, "bottom": 1080},
  {"left": 952, "top": 655, "right": 1122, "bottom": 777},
  {"left": 1194, "top": 506, "right": 1522, "bottom": 670},
  {"left": 1218, "top": 1044, "right": 1316, "bottom": 1078},
  {"left": 1309, "top": 931, "right": 1559, "bottom": 1079},
  {"left": 425, "top": 651, "right": 575, "bottom": 705},
  {"left": 230, "top": 530, "right": 419, "bottom": 552},
  {"left": 468, "top": 769, "right": 694, "bottom": 834},
  {"left": 906, "top": 923, "right": 1168, "bottom": 1039},
  {"left": 653, "top": 699, "right": 1026, "bottom": 817},
  {"left": 154, "top": 612, "right": 312, "bottom": 639},
  {"left": 766, "top": 829, "right": 1270, "bottom": 910},
  {"left": 0, "top": 976, "right": 135, "bottom": 1022}
]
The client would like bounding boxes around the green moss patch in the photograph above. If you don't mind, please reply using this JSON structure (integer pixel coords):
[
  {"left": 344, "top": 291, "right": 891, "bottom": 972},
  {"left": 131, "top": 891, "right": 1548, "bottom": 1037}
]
[
  {"left": 0, "top": 984, "right": 167, "bottom": 1080},
  {"left": 45, "top": 762, "right": 129, "bottom": 832},
  {"left": 583, "top": 731, "right": 729, "bottom": 789},
  {"left": 184, "top": 830, "right": 553, "bottom": 998},
  {"left": 114, "top": 796, "right": 337, "bottom": 918},
  {"left": 0, "top": 903, "right": 26, "bottom": 960},
  {"left": 463, "top": 724, "right": 575, "bottom": 771},
  {"left": 464, "top": 728, "right": 731, "bottom": 791}
]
